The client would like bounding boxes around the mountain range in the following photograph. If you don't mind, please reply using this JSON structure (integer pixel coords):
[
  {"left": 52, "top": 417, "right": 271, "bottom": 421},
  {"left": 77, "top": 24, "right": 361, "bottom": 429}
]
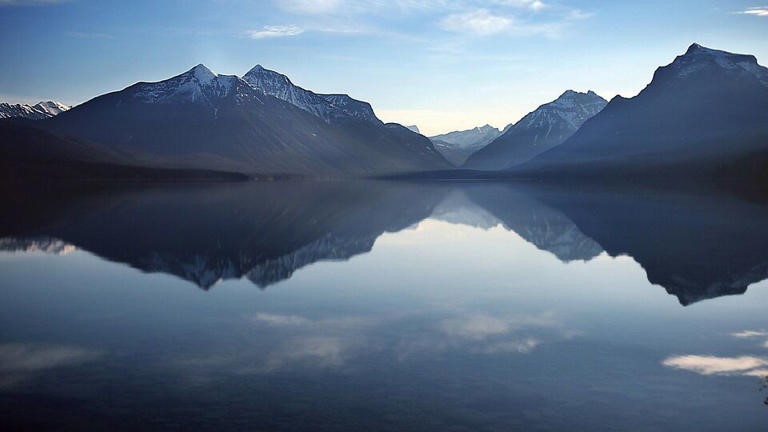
[
  {"left": 1, "top": 64, "right": 448, "bottom": 178},
  {"left": 0, "top": 101, "right": 69, "bottom": 120},
  {"left": 2, "top": 43, "right": 767, "bottom": 183}
]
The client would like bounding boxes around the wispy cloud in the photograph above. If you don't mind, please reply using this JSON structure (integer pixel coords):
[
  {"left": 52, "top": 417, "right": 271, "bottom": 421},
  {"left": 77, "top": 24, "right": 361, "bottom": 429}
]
[
  {"left": 440, "top": 9, "right": 513, "bottom": 36},
  {"left": 731, "top": 329, "right": 768, "bottom": 350},
  {"left": 736, "top": 6, "right": 768, "bottom": 16},
  {"left": 732, "top": 330, "right": 768, "bottom": 339},
  {"left": 494, "top": 0, "right": 547, "bottom": 12},
  {"left": 438, "top": 2, "right": 590, "bottom": 38},
  {"left": 253, "top": 313, "right": 311, "bottom": 326},
  {"left": 279, "top": 0, "right": 451, "bottom": 15},
  {"left": 280, "top": 0, "right": 344, "bottom": 14},
  {"left": 663, "top": 355, "right": 768, "bottom": 376},
  {"left": 247, "top": 25, "right": 305, "bottom": 39},
  {"left": 271, "top": 1, "right": 590, "bottom": 40},
  {"left": 0, "top": 343, "right": 103, "bottom": 388},
  {"left": 440, "top": 314, "right": 514, "bottom": 339}
]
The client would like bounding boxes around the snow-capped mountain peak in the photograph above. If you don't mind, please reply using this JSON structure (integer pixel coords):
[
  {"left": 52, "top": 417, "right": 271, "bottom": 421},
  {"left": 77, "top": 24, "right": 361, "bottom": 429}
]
[
  {"left": 660, "top": 43, "right": 768, "bottom": 87},
  {"left": 189, "top": 63, "right": 216, "bottom": 84}
]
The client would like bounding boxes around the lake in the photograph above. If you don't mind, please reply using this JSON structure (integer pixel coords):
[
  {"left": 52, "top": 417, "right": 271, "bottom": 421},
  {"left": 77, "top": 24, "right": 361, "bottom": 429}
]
[{"left": 0, "top": 181, "right": 767, "bottom": 431}]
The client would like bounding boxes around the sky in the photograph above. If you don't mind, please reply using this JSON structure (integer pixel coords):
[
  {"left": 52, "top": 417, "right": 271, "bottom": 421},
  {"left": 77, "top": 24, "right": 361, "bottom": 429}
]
[{"left": 1, "top": 0, "right": 767, "bottom": 135}]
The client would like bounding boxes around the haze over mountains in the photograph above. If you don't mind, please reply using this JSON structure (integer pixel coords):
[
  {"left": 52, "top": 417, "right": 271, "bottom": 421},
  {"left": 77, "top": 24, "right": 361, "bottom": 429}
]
[
  {"left": 1, "top": 43, "right": 767, "bottom": 183},
  {"left": 430, "top": 125, "right": 502, "bottom": 165}
]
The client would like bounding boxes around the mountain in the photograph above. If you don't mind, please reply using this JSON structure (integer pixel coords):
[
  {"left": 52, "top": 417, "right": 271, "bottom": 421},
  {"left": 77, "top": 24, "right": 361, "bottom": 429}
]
[
  {"left": 242, "top": 65, "right": 380, "bottom": 124},
  {"left": 406, "top": 125, "right": 420, "bottom": 134},
  {"left": 464, "top": 91, "right": 606, "bottom": 170},
  {"left": 430, "top": 125, "right": 502, "bottom": 166},
  {"left": 0, "top": 101, "right": 69, "bottom": 120},
  {"left": 520, "top": 44, "right": 768, "bottom": 177},
  {"left": 41, "top": 64, "right": 449, "bottom": 176}
]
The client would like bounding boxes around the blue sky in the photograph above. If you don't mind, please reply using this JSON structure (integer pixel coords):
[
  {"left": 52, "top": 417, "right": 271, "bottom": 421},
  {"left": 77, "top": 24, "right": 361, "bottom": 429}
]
[{"left": 1, "top": 0, "right": 767, "bottom": 135}]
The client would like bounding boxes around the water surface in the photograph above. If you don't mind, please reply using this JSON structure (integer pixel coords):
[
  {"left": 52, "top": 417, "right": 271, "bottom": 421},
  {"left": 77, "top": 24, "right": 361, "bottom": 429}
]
[{"left": 1, "top": 181, "right": 767, "bottom": 431}]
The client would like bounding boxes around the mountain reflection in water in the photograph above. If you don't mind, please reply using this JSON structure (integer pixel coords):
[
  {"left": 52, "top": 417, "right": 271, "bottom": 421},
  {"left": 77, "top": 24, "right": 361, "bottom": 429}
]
[{"left": 2, "top": 181, "right": 767, "bottom": 305}]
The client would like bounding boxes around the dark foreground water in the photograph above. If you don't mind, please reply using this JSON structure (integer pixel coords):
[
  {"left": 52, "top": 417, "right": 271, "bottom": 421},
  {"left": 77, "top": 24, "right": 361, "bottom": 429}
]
[{"left": 0, "top": 181, "right": 767, "bottom": 431}]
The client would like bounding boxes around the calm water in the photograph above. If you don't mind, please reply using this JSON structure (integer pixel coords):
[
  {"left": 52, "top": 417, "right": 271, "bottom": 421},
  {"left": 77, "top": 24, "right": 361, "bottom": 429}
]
[{"left": 0, "top": 181, "right": 767, "bottom": 431}]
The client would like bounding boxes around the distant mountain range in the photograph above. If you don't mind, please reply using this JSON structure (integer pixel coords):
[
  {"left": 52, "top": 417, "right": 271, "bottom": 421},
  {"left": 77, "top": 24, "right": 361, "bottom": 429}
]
[
  {"left": 516, "top": 44, "right": 768, "bottom": 178},
  {"left": 430, "top": 125, "right": 502, "bottom": 166},
  {"left": 2, "top": 43, "right": 767, "bottom": 183},
  {"left": 464, "top": 91, "right": 607, "bottom": 170},
  {"left": 0, "top": 101, "right": 69, "bottom": 120}
]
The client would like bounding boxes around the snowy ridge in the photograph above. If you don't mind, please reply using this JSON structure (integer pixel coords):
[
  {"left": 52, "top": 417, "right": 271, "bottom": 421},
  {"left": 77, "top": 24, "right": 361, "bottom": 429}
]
[
  {"left": 243, "top": 65, "right": 381, "bottom": 124},
  {"left": 131, "top": 64, "right": 261, "bottom": 106},
  {"left": 242, "top": 65, "right": 332, "bottom": 118},
  {"left": 0, "top": 100, "right": 70, "bottom": 120}
]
